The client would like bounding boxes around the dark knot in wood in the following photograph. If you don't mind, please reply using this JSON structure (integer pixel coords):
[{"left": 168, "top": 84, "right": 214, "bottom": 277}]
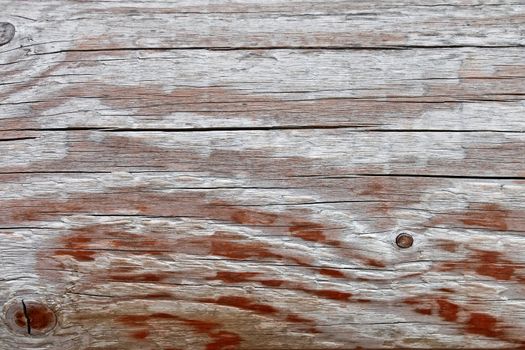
[
  {"left": 396, "top": 232, "right": 414, "bottom": 249},
  {"left": 4, "top": 299, "right": 57, "bottom": 336},
  {"left": 0, "top": 22, "right": 15, "bottom": 46}
]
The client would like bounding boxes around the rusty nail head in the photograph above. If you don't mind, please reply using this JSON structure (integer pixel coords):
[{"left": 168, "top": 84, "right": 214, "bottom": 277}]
[
  {"left": 4, "top": 299, "right": 57, "bottom": 336},
  {"left": 396, "top": 232, "right": 414, "bottom": 249}
]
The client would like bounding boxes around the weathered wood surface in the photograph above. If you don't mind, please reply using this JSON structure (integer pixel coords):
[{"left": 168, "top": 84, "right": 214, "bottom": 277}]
[{"left": 1, "top": 1, "right": 525, "bottom": 349}]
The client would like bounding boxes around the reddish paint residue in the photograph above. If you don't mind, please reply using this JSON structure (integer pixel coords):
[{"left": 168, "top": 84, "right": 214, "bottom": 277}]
[
  {"left": 285, "top": 314, "right": 312, "bottom": 324},
  {"left": 403, "top": 298, "right": 420, "bottom": 305},
  {"left": 203, "top": 296, "right": 278, "bottom": 315},
  {"left": 465, "top": 312, "right": 504, "bottom": 338},
  {"left": 402, "top": 296, "right": 516, "bottom": 343},
  {"left": 474, "top": 250, "right": 515, "bottom": 281},
  {"left": 14, "top": 310, "right": 26, "bottom": 327},
  {"left": 461, "top": 204, "right": 508, "bottom": 231},
  {"left": 415, "top": 308, "right": 432, "bottom": 315},
  {"left": 206, "top": 331, "right": 242, "bottom": 350},
  {"left": 359, "top": 180, "right": 384, "bottom": 196},
  {"left": 51, "top": 226, "right": 101, "bottom": 262},
  {"left": 136, "top": 292, "right": 173, "bottom": 300},
  {"left": 116, "top": 313, "right": 241, "bottom": 349},
  {"left": 206, "top": 271, "right": 286, "bottom": 288},
  {"left": 404, "top": 297, "right": 459, "bottom": 322},
  {"left": 26, "top": 303, "right": 56, "bottom": 331},
  {"left": 53, "top": 249, "right": 96, "bottom": 262},
  {"left": 437, "top": 298, "right": 459, "bottom": 322},
  {"left": 230, "top": 209, "right": 277, "bottom": 225},
  {"left": 317, "top": 268, "right": 345, "bottom": 278},
  {"left": 210, "top": 236, "right": 284, "bottom": 262},
  {"left": 356, "top": 299, "right": 371, "bottom": 303},
  {"left": 108, "top": 272, "right": 169, "bottom": 283},
  {"left": 260, "top": 279, "right": 284, "bottom": 287},
  {"left": 117, "top": 315, "right": 150, "bottom": 326},
  {"left": 366, "top": 258, "right": 386, "bottom": 268},
  {"left": 208, "top": 232, "right": 310, "bottom": 266},
  {"left": 209, "top": 271, "right": 260, "bottom": 284},
  {"left": 289, "top": 222, "right": 331, "bottom": 244},
  {"left": 439, "top": 249, "right": 517, "bottom": 282},
  {"left": 436, "top": 240, "right": 459, "bottom": 253},
  {"left": 65, "top": 236, "right": 92, "bottom": 245},
  {"left": 162, "top": 315, "right": 242, "bottom": 350},
  {"left": 131, "top": 329, "right": 150, "bottom": 340},
  {"left": 310, "top": 289, "right": 352, "bottom": 302}
]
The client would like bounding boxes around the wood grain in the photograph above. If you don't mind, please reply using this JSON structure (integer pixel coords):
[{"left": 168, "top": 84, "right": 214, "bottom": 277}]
[
  {"left": 1, "top": 1, "right": 525, "bottom": 349},
  {"left": 1, "top": 0, "right": 525, "bottom": 50},
  {"left": 3, "top": 47, "right": 525, "bottom": 131}
]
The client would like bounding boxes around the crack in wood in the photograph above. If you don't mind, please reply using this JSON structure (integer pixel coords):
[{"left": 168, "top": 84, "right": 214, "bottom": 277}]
[{"left": 20, "top": 300, "right": 31, "bottom": 335}]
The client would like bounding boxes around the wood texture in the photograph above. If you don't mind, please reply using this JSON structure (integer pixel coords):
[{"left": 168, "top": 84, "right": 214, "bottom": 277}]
[{"left": 1, "top": 1, "right": 525, "bottom": 349}]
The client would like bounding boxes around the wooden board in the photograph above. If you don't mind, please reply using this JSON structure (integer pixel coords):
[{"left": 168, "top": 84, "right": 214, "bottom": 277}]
[{"left": 1, "top": 1, "right": 525, "bottom": 349}]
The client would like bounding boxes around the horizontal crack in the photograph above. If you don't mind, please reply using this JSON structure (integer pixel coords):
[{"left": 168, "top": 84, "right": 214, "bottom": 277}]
[
  {"left": 28, "top": 44, "right": 525, "bottom": 56},
  {"left": 1, "top": 126, "right": 523, "bottom": 133}
]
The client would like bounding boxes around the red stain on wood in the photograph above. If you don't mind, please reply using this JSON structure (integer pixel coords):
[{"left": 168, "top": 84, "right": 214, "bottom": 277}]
[
  {"left": 356, "top": 299, "right": 371, "bottom": 303},
  {"left": 359, "top": 179, "right": 385, "bottom": 196},
  {"left": 230, "top": 209, "right": 277, "bottom": 225},
  {"left": 202, "top": 296, "right": 278, "bottom": 315},
  {"left": 431, "top": 203, "right": 511, "bottom": 231},
  {"left": 437, "top": 298, "right": 459, "bottom": 322},
  {"left": 14, "top": 311, "right": 26, "bottom": 327},
  {"left": 440, "top": 249, "right": 517, "bottom": 281},
  {"left": 206, "top": 331, "right": 242, "bottom": 350},
  {"left": 365, "top": 258, "right": 386, "bottom": 268},
  {"left": 136, "top": 292, "right": 173, "bottom": 300},
  {"left": 404, "top": 296, "right": 458, "bottom": 322},
  {"left": 289, "top": 222, "right": 334, "bottom": 245},
  {"left": 166, "top": 316, "right": 242, "bottom": 350},
  {"left": 317, "top": 268, "right": 345, "bottom": 278},
  {"left": 131, "top": 329, "right": 150, "bottom": 340},
  {"left": 415, "top": 308, "right": 432, "bottom": 315},
  {"left": 210, "top": 237, "right": 284, "bottom": 261},
  {"left": 402, "top": 295, "right": 518, "bottom": 343},
  {"left": 403, "top": 298, "right": 419, "bottom": 305},
  {"left": 204, "top": 270, "right": 356, "bottom": 305},
  {"left": 108, "top": 272, "right": 169, "bottom": 283},
  {"left": 473, "top": 250, "right": 515, "bottom": 281},
  {"left": 207, "top": 231, "right": 310, "bottom": 266},
  {"left": 465, "top": 312, "right": 504, "bottom": 338},
  {"left": 54, "top": 230, "right": 96, "bottom": 261},
  {"left": 207, "top": 271, "right": 285, "bottom": 288},
  {"left": 309, "top": 289, "right": 352, "bottom": 302},
  {"left": 260, "top": 279, "right": 284, "bottom": 287},
  {"left": 117, "top": 313, "right": 241, "bottom": 349},
  {"left": 285, "top": 314, "right": 313, "bottom": 324},
  {"left": 209, "top": 271, "right": 260, "bottom": 284},
  {"left": 117, "top": 315, "right": 150, "bottom": 326},
  {"left": 26, "top": 303, "right": 56, "bottom": 331},
  {"left": 461, "top": 204, "right": 508, "bottom": 230},
  {"left": 64, "top": 236, "right": 92, "bottom": 245},
  {"left": 12, "top": 189, "right": 395, "bottom": 280},
  {"left": 53, "top": 249, "right": 96, "bottom": 262},
  {"left": 436, "top": 239, "right": 459, "bottom": 253}
]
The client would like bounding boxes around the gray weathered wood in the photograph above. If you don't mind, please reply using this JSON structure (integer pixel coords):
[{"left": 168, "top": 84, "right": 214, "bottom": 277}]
[
  {"left": 2, "top": 48, "right": 525, "bottom": 131},
  {"left": 2, "top": 0, "right": 525, "bottom": 51},
  {"left": 1, "top": 1, "right": 525, "bottom": 349}
]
